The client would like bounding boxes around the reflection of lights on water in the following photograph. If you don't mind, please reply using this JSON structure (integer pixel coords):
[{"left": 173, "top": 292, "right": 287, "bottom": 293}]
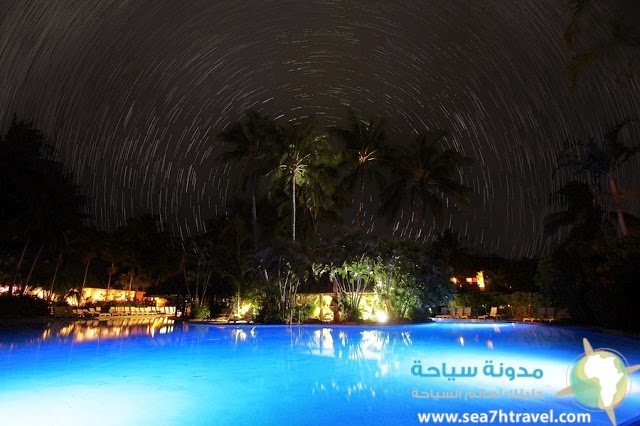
[
  {"left": 232, "top": 329, "right": 247, "bottom": 342},
  {"left": 378, "top": 362, "right": 390, "bottom": 377},
  {"left": 39, "top": 317, "right": 175, "bottom": 343},
  {"left": 8, "top": 322, "right": 638, "bottom": 426},
  {"left": 310, "top": 328, "right": 334, "bottom": 356},
  {"left": 401, "top": 331, "right": 412, "bottom": 345}
]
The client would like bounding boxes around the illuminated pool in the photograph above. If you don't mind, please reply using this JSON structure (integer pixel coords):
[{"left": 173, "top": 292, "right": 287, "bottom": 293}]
[{"left": 1, "top": 319, "right": 639, "bottom": 425}]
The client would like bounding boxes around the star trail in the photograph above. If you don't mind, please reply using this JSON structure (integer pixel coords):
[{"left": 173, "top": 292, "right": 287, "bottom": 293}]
[{"left": 1, "top": 0, "right": 638, "bottom": 258}]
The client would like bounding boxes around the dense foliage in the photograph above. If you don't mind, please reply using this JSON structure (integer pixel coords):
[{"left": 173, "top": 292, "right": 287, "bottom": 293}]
[{"left": 1, "top": 113, "right": 638, "bottom": 330}]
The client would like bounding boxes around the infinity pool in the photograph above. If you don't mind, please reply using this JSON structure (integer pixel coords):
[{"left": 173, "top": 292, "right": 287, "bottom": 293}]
[{"left": 1, "top": 319, "right": 639, "bottom": 426}]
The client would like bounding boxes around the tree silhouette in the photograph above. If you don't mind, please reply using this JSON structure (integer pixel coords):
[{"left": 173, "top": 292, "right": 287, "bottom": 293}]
[
  {"left": 0, "top": 116, "right": 88, "bottom": 294},
  {"left": 216, "top": 110, "right": 280, "bottom": 252},
  {"left": 331, "top": 110, "right": 391, "bottom": 229},
  {"left": 381, "top": 130, "right": 473, "bottom": 233},
  {"left": 268, "top": 118, "right": 341, "bottom": 243},
  {"left": 558, "top": 119, "right": 639, "bottom": 236},
  {"left": 562, "top": 0, "right": 640, "bottom": 89}
]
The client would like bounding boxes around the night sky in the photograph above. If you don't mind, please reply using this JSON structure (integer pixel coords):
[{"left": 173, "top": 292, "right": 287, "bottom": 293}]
[{"left": 1, "top": 0, "right": 638, "bottom": 258}]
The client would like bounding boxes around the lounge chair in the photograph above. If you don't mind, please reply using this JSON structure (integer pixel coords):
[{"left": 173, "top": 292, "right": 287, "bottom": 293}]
[
  {"left": 93, "top": 307, "right": 111, "bottom": 317},
  {"left": 435, "top": 307, "right": 453, "bottom": 318},
  {"left": 478, "top": 306, "right": 502, "bottom": 320},
  {"left": 209, "top": 309, "right": 232, "bottom": 323},
  {"left": 52, "top": 305, "right": 69, "bottom": 317},
  {"left": 542, "top": 307, "right": 556, "bottom": 322},
  {"left": 551, "top": 308, "right": 571, "bottom": 322},
  {"left": 460, "top": 307, "right": 472, "bottom": 319},
  {"left": 523, "top": 307, "right": 546, "bottom": 322},
  {"left": 453, "top": 306, "right": 464, "bottom": 318}
]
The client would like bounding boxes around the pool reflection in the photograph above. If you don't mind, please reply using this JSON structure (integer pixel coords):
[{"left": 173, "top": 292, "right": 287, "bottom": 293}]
[
  {"left": 0, "top": 322, "right": 638, "bottom": 426},
  {"left": 0, "top": 316, "right": 176, "bottom": 347}
]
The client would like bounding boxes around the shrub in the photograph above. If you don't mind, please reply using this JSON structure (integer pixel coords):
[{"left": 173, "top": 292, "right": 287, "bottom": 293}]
[
  {"left": 0, "top": 295, "right": 50, "bottom": 318},
  {"left": 190, "top": 301, "right": 210, "bottom": 320},
  {"left": 502, "top": 292, "right": 549, "bottom": 320}
]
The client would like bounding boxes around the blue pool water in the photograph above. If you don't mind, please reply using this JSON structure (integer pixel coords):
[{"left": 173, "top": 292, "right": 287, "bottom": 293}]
[{"left": 1, "top": 319, "right": 639, "bottom": 426}]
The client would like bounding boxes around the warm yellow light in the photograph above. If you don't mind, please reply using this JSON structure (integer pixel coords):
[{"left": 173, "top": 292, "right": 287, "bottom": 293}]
[
  {"left": 375, "top": 311, "right": 388, "bottom": 323},
  {"left": 476, "top": 271, "right": 485, "bottom": 290}
]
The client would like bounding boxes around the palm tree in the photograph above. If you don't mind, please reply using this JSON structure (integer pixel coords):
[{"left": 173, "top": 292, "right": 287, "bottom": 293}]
[
  {"left": 430, "top": 228, "right": 471, "bottom": 276},
  {"left": 99, "top": 233, "right": 120, "bottom": 300},
  {"left": 558, "top": 119, "right": 639, "bottom": 236},
  {"left": 75, "top": 227, "right": 103, "bottom": 297},
  {"left": 268, "top": 118, "right": 340, "bottom": 243},
  {"left": 331, "top": 110, "right": 391, "bottom": 229},
  {"left": 381, "top": 130, "right": 474, "bottom": 233},
  {"left": 543, "top": 181, "right": 614, "bottom": 244},
  {"left": 216, "top": 110, "right": 280, "bottom": 252}
]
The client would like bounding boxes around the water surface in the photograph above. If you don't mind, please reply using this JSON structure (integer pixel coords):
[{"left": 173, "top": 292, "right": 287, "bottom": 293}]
[{"left": 1, "top": 319, "right": 639, "bottom": 425}]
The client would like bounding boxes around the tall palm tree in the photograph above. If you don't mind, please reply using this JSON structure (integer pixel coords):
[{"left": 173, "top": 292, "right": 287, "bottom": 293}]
[
  {"left": 216, "top": 110, "right": 280, "bottom": 252},
  {"left": 268, "top": 118, "right": 340, "bottom": 243},
  {"left": 559, "top": 119, "right": 639, "bottom": 236},
  {"left": 381, "top": 130, "right": 474, "bottom": 232},
  {"left": 331, "top": 109, "right": 391, "bottom": 229}
]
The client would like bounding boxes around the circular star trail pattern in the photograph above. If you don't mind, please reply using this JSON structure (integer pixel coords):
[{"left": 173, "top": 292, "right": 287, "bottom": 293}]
[{"left": 1, "top": 0, "right": 638, "bottom": 258}]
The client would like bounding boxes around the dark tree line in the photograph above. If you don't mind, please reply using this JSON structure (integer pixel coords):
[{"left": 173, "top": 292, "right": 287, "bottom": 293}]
[{"left": 2, "top": 112, "right": 638, "bottom": 329}]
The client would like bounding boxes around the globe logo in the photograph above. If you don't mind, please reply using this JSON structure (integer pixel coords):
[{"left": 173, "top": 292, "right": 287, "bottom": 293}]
[{"left": 556, "top": 338, "right": 640, "bottom": 426}]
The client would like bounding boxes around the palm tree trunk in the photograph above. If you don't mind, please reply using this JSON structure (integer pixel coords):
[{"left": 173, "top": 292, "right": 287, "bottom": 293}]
[
  {"left": 413, "top": 198, "right": 423, "bottom": 226},
  {"left": 183, "top": 255, "right": 192, "bottom": 300},
  {"left": 79, "top": 258, "right": 91, "bottom": 305},
  {"left": 609, "top": 175, "right": 628, "bottom": 236},
  {"left": 81, "top": 259, "right": 91, "bottom": 293},
  {"left": 291, "top": 172, "right": 297, "bottom": 241},
  {"left": 106, "top": 261, "right": 115, "bottom": 300},
  {"left": 356, "top": 180, "right": 365, "bottom": 229},
  {"left": 49, "top": 251, "right": 63, "bottom": 301},
  {"left": 251, "top": 187, "right": 259, "bottom": 252},
  {"left": 11, "top": 239, "right": 29, "bottom": 295},
  {"left": 24, "top": 243, "right": 44, "bottom": 292}
]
